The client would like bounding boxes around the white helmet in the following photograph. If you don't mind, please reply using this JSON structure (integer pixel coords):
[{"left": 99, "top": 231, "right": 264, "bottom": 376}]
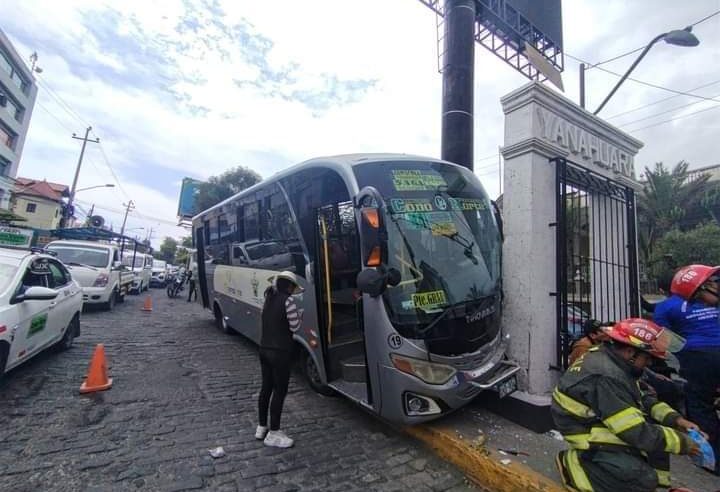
[{"left": 268, "top": 270, "right": 304, "bottom": 294}]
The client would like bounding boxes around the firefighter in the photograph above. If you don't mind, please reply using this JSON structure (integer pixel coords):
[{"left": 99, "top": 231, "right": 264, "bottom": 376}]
[
  {"left": 552, "top": 318, "right": 703, "bottom": 492},
  {"left": 654, "top": 264, "right": 720, "bottom": 475}
]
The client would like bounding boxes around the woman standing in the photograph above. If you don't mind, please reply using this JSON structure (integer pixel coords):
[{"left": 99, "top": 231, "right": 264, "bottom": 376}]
[{"left": 255, "top": 271, "right": 304, "bottom": 448}]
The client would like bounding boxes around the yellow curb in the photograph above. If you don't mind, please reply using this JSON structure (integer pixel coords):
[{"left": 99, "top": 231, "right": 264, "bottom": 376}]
[{"left": 404, "top": 424, "right": 566, "bottom": 492}]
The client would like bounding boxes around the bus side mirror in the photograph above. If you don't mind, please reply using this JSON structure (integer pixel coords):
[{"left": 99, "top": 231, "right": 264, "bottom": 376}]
[
  {"left": 356, "top": 267, "right": 401, "bottom": 297},
  {"left": 357, "top": 269, "right": 387, "bottom": 297},
  {"left": 360, "top": 207, "right": 386, "bottom": 267}
]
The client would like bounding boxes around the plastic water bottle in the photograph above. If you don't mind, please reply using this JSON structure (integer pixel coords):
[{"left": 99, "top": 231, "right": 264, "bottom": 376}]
[{"left": 687, "top": 429, "right": 716, "bottom": 471}]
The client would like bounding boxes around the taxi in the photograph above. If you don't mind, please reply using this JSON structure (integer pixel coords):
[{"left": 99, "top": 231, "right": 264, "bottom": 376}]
[{"left": 0, "top": 248, "right": 83, "bottom": 375}]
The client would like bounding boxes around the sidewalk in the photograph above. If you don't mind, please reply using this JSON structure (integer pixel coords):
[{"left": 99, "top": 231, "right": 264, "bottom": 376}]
[{"left": 407, "top": 403, "right": 719, "bottom": 492}]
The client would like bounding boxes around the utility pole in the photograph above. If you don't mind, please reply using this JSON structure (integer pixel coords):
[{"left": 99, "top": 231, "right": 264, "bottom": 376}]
[
  {"left": 63, "top": 126, "right": 99, "bottom": 227},
  {"left": 119, "top": 200, "right": 135, "bottom": 256},
  {"left": 441, "top": 0, "right": 476, "bottom": 171},
  {"left": 119, "top": 200, "right": 134, "bottom": 238}
]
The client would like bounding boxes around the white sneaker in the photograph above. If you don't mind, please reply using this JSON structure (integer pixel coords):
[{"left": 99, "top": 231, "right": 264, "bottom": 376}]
[
  {"left": 255, "top": 425, "right": 268, "bottom": 440},
  {"left": 263, "top": 430, "right": 294, "bottom": 448}
]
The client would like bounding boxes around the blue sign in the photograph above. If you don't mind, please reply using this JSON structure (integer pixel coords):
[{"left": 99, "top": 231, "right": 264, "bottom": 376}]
[{"left": 177, "top": 177, "right": 202, "bottom": 219}]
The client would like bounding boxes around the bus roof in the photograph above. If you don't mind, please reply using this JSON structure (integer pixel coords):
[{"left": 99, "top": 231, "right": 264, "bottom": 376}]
[{"left": 193, "top": 152, "right": 450, "bottom": 220}]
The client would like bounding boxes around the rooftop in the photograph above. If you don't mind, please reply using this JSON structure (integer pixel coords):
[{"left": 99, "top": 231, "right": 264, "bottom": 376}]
[{"left": 14, "top": 177, "right": 69, "bottom": 202}]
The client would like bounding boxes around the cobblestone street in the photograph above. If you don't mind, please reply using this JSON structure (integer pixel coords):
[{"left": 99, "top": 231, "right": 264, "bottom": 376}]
[{"left": 0, "top": 292, "right": 474, "bottom": 492}]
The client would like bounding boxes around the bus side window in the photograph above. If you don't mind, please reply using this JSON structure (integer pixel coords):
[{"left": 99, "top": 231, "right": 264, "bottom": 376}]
[
  {"left": 244, "top": 201, "right": 259, "bottom": 241},
  {"left": 232, "top": 245, "right": 248, "bottom": 265},
  {"left": 236, "top": 205, "right": 245, "bottom": 243}
]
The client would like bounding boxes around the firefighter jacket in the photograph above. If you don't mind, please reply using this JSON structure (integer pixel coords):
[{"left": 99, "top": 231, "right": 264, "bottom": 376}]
[{"left": 551, "top": 345, "right": 693, "bottom": 457}]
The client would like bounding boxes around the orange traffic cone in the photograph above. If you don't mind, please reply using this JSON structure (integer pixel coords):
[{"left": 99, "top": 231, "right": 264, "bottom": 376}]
[
  {"left": 141, "top": 295, "right": 153, "bottom": 312},
  {"left": 79, "top": 344, "right": 113, "bottom": 394}
]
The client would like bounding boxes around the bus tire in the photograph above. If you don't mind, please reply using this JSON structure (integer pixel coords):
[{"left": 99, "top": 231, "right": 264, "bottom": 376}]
[
  {"left": 214, "top": 303, "right": 233, "bottom": 334},
  {"left": 304, "top": 351, "right": 335, "bottom": 396}
]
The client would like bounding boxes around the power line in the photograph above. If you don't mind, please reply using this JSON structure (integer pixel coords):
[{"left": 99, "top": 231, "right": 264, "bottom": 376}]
[
  {"left": 35, "top": 100, "right": 75, "bottom": 134},
  {"left": 582, "top": 9, "right": 720, "bottom": 70},
  {"left": 93, "top": 138, "right": 132, "bottom": 201},
  {"left": 691, "top": 9, "right": 720, "bottom": 27},
  {"left": 625, "top": 104, "right": 720, "bottom": 133},
  {"left": 588, "top": 46, "right": 644, "bottom": 69},
  {"left": 618, "top": 92, "right": 720, "bottom": 127},
  {"left": 35, "top": 76, "right": 90, "bottom": 127},
  {"left": 566, "top": 53, "right": 720, "bottom": 104},
  {"left": 605, "top": 79, "right": 720, "bottom": 119},
  {"left": 75, "top": 199, "right": 179, "bottom": 227}
]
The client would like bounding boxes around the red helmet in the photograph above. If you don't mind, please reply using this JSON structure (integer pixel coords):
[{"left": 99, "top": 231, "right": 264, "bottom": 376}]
[
  {"left": 602, "top": 318, "right": 685, "bottom": 359},
  {"left": 670, "top": 264, "right": 720, "bottom": 300}
]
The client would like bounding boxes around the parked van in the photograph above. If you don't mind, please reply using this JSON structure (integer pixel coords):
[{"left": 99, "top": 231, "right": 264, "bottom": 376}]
[
  {"left": 122, "top": 253, "right": 153, "bottom": 294},
  {"left": 46, "top": 240, "right": 133, "bottom": 310}
]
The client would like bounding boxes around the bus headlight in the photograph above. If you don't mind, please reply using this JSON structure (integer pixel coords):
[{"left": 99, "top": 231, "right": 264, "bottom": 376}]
[{"left": 390, "top": 354, "right": 456, "bottom": 385}]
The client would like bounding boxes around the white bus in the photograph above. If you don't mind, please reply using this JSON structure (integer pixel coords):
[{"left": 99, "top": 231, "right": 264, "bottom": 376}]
[{"left": 192, "top": 154, "right": 518, "bottom": 424}]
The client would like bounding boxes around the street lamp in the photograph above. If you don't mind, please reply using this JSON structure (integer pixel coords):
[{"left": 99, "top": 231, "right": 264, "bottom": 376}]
[
  {"left": 62, "top": 184, "right": 114, "bottom": 227},
  {"left": 581, "top": 26, "right": 700, "bottom": 114},
  {"left": 74, "top": 184, "right": 115, "bottom": 193}
]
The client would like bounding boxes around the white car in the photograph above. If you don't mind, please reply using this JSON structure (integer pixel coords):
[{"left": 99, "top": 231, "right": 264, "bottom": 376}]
[
  {"left": 0, "top": 248, "right": 83, "bottom": 375},
  {"left": 150, "top": 259, "right": 168, "bottom": 287}
]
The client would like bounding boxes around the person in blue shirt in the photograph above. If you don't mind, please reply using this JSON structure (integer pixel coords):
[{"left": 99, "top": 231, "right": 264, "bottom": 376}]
[{"left": 653, "top": 264, "right": 720, "bottom": 475}]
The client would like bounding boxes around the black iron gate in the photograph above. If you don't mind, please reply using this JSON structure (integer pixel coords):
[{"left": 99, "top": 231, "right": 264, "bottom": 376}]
[{"left": 552, "top": 157, "right": 639, "bottom": 369}]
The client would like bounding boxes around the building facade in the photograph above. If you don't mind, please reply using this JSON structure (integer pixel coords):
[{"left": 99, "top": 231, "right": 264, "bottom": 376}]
[
  {"left": 12, "top": 178, "right": 68, "bottom": 230},
  {"left": 0, "top": 29, "right": 37, "bottom": 209}
]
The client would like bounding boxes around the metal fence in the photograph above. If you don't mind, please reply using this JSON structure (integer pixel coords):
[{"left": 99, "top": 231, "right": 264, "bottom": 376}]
[{"left": 552, "top": 157, "right": 639, "bottom": 369}]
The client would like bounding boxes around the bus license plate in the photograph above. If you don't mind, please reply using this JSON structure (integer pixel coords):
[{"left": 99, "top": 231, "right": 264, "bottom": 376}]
[{"left": 495, "top": 375, "right": 517, "bottom": 398}]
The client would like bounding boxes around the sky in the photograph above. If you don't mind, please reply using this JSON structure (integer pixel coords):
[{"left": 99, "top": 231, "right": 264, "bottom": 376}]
[{"left": 1, "top": 0, "right": 719, "bottom": 247}]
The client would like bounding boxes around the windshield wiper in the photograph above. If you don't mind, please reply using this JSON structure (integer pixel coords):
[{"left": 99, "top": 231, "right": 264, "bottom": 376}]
[
  {"left": 389, "top": 212, "right": 420, "bottom": 272},
  {"left": 65, "top": 262, "right": 98, "bottom": 270},
  {"left": 416, "top": 299, "right": 474, "bottom": 336}
]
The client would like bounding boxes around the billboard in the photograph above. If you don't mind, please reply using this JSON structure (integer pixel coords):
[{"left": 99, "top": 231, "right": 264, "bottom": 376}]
[
  {"left": 0, "top": 226, "right": 34, "bottom": 248},
  {"left": 419, "top": 0, "right": 564, "bottom": 87},
  {"left": 177, "top": 177, "right": 203, "bottom": 220}
]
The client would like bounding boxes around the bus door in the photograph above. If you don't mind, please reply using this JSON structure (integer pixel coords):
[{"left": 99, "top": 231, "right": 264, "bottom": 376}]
[
  {"left": 314, "top": 202, "right": 371, "bottom": 404},
  {"left": 196, "top": 226, "right": 209, "bottom": 308}
]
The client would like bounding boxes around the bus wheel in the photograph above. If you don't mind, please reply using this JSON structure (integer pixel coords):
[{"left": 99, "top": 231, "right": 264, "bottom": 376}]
[
  {"left": 214, "top": 303, "right": 233, "bottom": 334},
  {"left": 304, "top": 352, "right": 335, "bottom": 396}
]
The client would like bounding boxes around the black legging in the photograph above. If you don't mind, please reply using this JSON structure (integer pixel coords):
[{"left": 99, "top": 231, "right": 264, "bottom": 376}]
[{"left": 258, "top": 348, "right": 292, "bottom": 431}]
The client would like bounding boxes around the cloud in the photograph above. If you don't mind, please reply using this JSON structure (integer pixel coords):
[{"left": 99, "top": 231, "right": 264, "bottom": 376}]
[{"left": 2, "top": 0, "right": 719, "bottom": 250}]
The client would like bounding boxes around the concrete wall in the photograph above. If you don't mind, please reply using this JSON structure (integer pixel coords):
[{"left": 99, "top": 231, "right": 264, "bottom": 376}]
[
  {"left": 500, "top": 82, "right": 643, "bottom": 403},
  {"left": 12, "top": 195, "right": 61, "bottom": 230},
  {"left": 0, "top": 28, "right": 38, "bottom": 207}
]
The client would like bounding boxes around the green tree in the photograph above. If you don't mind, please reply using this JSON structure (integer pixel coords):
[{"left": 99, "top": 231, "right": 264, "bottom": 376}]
[
  {"left": 157, "top": 237, "right": 178, "bottom": 263},
  {"left": 194, "top": 165, "right": 262, "bottom": 212},
  {"left": 651, "top": 223, "right": 720, "bottom": 281},
  {"left": 637, "top": 161, "right": 710, "bottom": 264},
  {"left": 174, "top": 236, "right": 193, "bottom": 266}
]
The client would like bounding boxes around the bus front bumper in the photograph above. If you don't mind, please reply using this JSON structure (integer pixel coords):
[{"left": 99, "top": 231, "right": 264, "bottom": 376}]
[{"left": 378, "top": 354, "right": 520, "bottom": 425}]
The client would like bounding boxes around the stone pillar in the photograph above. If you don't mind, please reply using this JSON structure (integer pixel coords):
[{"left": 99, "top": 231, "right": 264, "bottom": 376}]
[{"left": 500, "top": 82, "right": 643, "bottom": 408}]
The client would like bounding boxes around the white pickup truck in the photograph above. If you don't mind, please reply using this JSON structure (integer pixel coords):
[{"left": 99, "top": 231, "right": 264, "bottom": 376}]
[{"left": 46, "top": 240, "right": 133, "bottom": 310}]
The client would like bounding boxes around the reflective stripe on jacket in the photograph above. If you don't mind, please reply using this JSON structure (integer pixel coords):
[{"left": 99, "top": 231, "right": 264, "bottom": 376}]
[{"left": 551, "top": 345, "right": 692, "bottom": 456}]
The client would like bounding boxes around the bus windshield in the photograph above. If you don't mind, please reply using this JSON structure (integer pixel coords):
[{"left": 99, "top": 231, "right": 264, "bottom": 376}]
[{"left": 354, "top": 161, "right": 502, "bottom": 344}]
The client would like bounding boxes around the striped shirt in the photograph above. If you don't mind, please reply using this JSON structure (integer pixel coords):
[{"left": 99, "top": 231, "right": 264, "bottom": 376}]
[{"left": 285, "top": 296, "right": 302, "bottom": 332}]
